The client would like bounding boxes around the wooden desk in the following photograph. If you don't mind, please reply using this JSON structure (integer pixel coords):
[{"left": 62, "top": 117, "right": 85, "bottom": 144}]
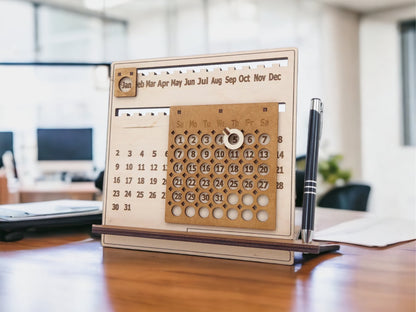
[
  {"left": 0, "top": 211, "right": 415, "bottom": 312},
  {"left": 19, "top": 182, "right": 100, "bottom": 203}
]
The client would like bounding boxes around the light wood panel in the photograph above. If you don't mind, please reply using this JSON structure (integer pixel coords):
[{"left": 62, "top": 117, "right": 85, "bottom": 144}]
[{"left": 103, "top": 48, "right": 298, "bottom": 264}]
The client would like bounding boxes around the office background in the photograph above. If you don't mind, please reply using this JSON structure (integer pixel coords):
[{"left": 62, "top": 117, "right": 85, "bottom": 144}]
[{"left": 0, "top": 0, "right": 414, "bottom": 218}]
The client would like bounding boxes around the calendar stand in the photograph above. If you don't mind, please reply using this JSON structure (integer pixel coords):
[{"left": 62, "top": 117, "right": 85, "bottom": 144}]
[
  {"left": 93, "top": 224, "right": 340, "bottom": 254},
  {"left": 95, "top": 48, "right": 339, "bottom": 265}
]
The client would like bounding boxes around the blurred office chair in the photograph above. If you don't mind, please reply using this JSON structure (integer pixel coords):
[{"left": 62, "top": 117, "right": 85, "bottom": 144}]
[
  {"left": 2, "top": 151, "right": 18, "bottom": 180},
  {"left": 295, "top": 170, "right": 305, "bottom": 207},
  {"left": 295, "top": 155, "right": 307, "bottom": 207},
  {"left": 95, "top": 170, "right": 104, "bottom": 191},
  {"left": 296, "top": 155, "right": 306, "bottom": 171},
  {"left": 317, "top": 184, "right": 371, "bottom": 211}
]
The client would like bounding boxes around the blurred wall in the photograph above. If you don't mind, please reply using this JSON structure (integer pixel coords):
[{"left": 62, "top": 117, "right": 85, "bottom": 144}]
[
  {"left": 126, "top": 0, "right": 362, "bottom": 180},
  {"left": 360, "top": 5, "right": 416, "bottom": 218}
]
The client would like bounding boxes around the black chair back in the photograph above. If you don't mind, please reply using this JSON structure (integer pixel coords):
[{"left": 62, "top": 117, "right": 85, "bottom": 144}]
[
  {"left": 317, "top": 184, "right": 371, "bottom": 211},
  {"left": 295, "top": 170, "right": 305, "bottom": 207}
]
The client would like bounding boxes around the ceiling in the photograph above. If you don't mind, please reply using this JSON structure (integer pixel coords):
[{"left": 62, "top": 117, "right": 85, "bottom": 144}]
[
  {"left": 317, "top": 0, "right": 415, "bottom": 13},
  {"left": 32, "top": 0, "right": 415, "bottom": 18}
]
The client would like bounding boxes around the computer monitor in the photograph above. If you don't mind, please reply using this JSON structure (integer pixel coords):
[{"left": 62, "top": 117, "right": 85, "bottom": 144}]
[
  {"left": 37, "top": 128, "right": 93, "bottom": 174},
  {"left": 0, "top": 132, "right": 13, "bottom": 168}
]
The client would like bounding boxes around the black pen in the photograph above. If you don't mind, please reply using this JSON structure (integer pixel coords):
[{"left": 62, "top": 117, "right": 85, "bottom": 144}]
[{"left": 301, "top": 98, "right": 323, "bottom": 244}]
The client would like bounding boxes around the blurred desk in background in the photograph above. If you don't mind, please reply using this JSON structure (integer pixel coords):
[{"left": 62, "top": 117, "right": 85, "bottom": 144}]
[{"left": 19, "top": 182, "right": 100, "bottom": 203}]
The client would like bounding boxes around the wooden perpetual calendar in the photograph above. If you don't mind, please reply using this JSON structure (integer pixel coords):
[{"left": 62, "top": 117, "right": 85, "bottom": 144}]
[{"left": 93, "top": 49, "right": 339, "bottom": 265}]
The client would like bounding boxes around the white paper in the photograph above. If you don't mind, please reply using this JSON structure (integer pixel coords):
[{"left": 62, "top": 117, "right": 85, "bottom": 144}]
[
  {"left": 0, "top": 200, "right": 102, "bottom": 219},
  {"left": 314, "top": 216, "right": 416, "bottom": 247}
]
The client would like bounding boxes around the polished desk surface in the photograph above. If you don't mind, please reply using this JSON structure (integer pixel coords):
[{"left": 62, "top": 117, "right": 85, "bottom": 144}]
[{"left": 0, "top": 210, "right": 415, "bottom": 312}]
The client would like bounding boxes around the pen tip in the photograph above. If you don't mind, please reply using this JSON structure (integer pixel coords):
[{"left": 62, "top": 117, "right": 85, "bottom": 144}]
[{"left": 301, "top": 230, "right": 314, "bottom": 244}]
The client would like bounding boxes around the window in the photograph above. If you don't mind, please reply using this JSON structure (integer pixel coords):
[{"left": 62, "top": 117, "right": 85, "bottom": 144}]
[
  {"left": 37, "top": 5, "right": 127, "bottom": 62},
  {"left": 0, "top": 1, "right": 34, "bottom": 62},
  {"left": 400, "top": 19, "right": 416, "bottom": 146},
  {"left": 0, "top": 1, "right": 126, "bottom": 170},
  {"left": 0, "top": 1, "right": 127, "bottom": 63}
]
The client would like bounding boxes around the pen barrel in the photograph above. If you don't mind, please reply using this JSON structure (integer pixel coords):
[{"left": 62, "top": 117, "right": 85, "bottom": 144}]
[
  {"left": 302, "top": 190, "right": 316, "bottom": 230},
  {"left": 301, "top": 107, "right": 321, "bottom": 231}
]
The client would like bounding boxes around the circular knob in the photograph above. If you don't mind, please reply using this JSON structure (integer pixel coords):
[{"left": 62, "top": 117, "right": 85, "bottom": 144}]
[{"left": 223, "top": 127, "right": 244, "bottom": 150}]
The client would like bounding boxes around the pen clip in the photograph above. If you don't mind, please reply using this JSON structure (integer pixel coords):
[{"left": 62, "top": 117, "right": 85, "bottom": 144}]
[{"left": 319, "top": 106, "right": 323, "bottom": 141}]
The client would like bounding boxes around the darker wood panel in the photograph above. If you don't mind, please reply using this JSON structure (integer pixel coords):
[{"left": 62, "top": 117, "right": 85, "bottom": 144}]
[{"left": 92, "top": 224, "right": 340, "bottom": 254}]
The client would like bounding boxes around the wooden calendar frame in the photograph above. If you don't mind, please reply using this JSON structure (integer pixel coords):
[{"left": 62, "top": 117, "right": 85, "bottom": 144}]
[{"left": 93, "top": 48, "right": 339, "bottom": 265}]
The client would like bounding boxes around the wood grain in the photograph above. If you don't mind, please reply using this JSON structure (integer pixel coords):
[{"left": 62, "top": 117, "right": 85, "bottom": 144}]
[
  {"left": 1, "top": 209, "right": 414, "bottom": 312},
  {"left": 0, "top": 230, "right": 414, "bottom": 312}
]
